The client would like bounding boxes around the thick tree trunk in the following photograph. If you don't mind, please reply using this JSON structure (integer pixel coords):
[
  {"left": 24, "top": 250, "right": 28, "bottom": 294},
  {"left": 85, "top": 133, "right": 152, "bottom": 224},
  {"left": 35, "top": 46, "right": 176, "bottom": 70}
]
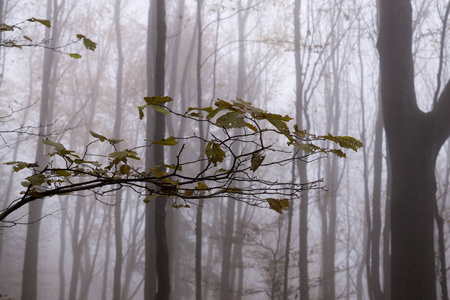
[{"left": 377, "top": 1, "right": 450, "bottom": 298}]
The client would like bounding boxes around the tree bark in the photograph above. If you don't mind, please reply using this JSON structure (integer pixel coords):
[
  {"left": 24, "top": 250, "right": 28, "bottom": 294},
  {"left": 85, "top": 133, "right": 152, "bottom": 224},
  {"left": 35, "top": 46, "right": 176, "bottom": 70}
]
[{"left": 377, "top": 0, "right": 450, "bottom": 298}]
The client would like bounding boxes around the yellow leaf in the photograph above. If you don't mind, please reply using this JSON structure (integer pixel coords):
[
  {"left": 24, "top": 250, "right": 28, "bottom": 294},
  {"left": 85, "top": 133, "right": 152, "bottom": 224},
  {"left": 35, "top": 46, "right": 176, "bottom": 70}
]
[
  {"left": 152, "top": 136, "right": 178, "bottom": 146},
  {"left": 120, "top": 164, "right": 131, "bottom": 175}
]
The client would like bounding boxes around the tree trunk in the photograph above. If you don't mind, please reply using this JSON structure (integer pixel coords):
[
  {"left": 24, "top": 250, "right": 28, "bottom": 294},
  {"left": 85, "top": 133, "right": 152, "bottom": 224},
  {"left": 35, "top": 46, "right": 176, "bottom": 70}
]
[
  {"left": 153, "top": 1, "right": 170, "bottom": 299},
  {"left": 377, "top": 0, "right": 450, "bottom": 298},
  {"left": 113, "top": 0, "right": 124, "bottom": 298},
  {"left": 21, "top": 1, "right": 56, "bottom": 299},
  {"left": 293, "top": 1, "right": 309, "bottom": 298},
  {"left": 145, "top": 0, "right": 158, "bottom": 298}
]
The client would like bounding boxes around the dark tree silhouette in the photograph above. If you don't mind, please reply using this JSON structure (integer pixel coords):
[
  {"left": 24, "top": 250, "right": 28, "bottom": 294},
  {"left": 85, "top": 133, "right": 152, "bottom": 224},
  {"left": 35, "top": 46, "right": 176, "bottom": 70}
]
[{"left": 378, "top": 0, "right": 450, "bottom": 299}]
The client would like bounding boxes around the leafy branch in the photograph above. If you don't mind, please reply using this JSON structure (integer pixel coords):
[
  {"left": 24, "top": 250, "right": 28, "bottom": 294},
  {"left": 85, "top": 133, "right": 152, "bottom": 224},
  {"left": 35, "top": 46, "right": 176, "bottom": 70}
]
[{"left": 1, "top": 97, "right": 363, "bottom": 222}]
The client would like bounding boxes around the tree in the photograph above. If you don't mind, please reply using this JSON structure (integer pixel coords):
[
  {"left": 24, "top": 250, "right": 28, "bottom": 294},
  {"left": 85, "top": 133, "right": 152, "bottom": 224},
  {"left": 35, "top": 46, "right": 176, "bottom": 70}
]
[{"left": 377, "top": 0, "right": 450, "bottom": 299}]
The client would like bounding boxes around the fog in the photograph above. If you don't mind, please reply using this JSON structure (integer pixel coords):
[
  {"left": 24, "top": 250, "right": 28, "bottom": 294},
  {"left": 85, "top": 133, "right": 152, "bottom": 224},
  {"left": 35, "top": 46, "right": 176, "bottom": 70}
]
[{"left": 0, "top": 0, "right": 449, "bottom": 299}]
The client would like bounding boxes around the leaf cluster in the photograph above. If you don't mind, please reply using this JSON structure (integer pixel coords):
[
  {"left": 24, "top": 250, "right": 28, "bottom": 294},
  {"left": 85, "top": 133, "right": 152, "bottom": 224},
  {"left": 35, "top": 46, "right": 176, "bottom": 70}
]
[
  {"left": 0, "top": 18, "right": 96, "bottom": 59},
  {"left": 1, "top": 97, "right": 363, "bottom": 222}
]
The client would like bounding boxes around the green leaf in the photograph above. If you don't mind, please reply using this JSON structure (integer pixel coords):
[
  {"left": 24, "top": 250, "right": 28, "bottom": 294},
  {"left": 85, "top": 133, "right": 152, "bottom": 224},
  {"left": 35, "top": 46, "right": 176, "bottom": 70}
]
[
  {"left": 4, "top": 161, "right": 38, "bottom": 172},
  {"left": 250, "top": 151, "right": 265, "bottom": 171},
  {"left": 76, "top": 34, "right": 85, "bottom": 39},
  {"left": 69, "top": 53, "right": 82, "bottom": 59},
  {"left": 42, "top": 138, "right": 65, "bottom": 151},
  {"left": 206, "top": 107, "right": 225, "bottom": 119},
  {"left": 245, "top": 122, "right": 258, "bottom": 132},
  {"left": 216, "top": 111, "right": 246, "bottom": 129},
  {"left": 89, "top": 130, "right": 107, "bottom": 141},
  {"left": 26, "top": 174, "right": 46, "bottom": 186},
  {"left": 266, "top": 114, "right": 294, "bottom": 142},
  {"left": 150, "top": 104, "right": 169, "bottom": 115},
  {"left": 108, "top": 150, "right": 140, "bottom": 160},
  {"left": 138, "top": 106, "right": 145, "bottom": 119},
  {"left": 28, "top": 18, "right": 51, "bottom": 28},
  {"left": 292, "top": 142, "right": 316, "bottom": 154},
  {"left": 0, "top": 23, "right": 15, "bottom": 31},
  {"left": 162, "top": 164, "right": 182, "bottom": 171},
  {"left": 23, "top": 35, "right": 32, "bottom": 42},
  {"left": 152, "top": 136, "right": 178, "bottom": 146},
  {"left": 144, "top": 96, "right": 173, "bottom": 105},
  {"left": 55, "top": 170, "right": 72, "bottom": 177},
  {"left": 83, "top": 38, "right": 97, "bottom": 51},
  {"left": 205, "top": 141, "right": 225, "bottom": 166},
  {"left": 329, "top": 149, "right": 346, "bottom": 158}
]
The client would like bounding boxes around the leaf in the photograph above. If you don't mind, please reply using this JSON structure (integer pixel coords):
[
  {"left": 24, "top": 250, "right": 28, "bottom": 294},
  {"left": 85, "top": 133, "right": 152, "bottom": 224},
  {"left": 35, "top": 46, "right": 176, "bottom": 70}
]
[
  {"left": 322, "top": 134, "right": 364, "bottom": 151},
  {"left": 74, "top": 159, "right": 101, "bottom": 167},
  {"left": 266, "top": 114, "right": 294, "bottom": 142},
  {"left": 55, "top": 170, "right": 72, "bottom": 177},
  {"left": 76, "top": 34, "right": 85, "bottom": 39},
  {"left": 152, "top": 136, "right": 178, "bottom": 146},
  {"left": 216, "top": 111, "right": 246, "bottom": 129},
  {"left": 162, "top": 164, "right": 182, "bottom": 171},
  {"left": 108, "top": 150, "right": 140, "bottom": 160},
  {"left": 184, "top": 190, "right": 194, "bottom": 197},
  {"left": 0, "top": 23, "right": 15, "bottom": 31},
  {"left": 292, "top": 142, "right": 316, "bottom": 154},
  {"left": 42, "top": 138, "right": 65, "bottom": 151},
  {"left": 144, "top": 96, "right": 173, "bottom": 105},
  {"left": 83, "top": 38, "right": 97, "bottom": 51},
  {"left": 150, "top": 104, "right": 169, "bottom": 115},
  {"left": 90, "top": 130, "right": 107, "bottom": 141},
  {"left": 28, "top": 18, "right": 51, "bottom": 28},
  {"left": 120, "top": 164, "right": 131, "bottom": 175},
  {"left": 149, "top": 167, "right": 166, "bottom": 178},
  {"left": 4, "top": 161, "right": 38, "bottom": 172},
  {"left": 26, "top": 174, "right": 46, "bottom": 186},
  {"left": 69, "top": 53, "right": 82, "bottom": 59},
  {"left": 267, "top": 198, "right": 290, "bottom": 214},
  {"left": 138, "top": 106, "right": 145, "bottom": 119},
  {"left": 23, "top": 35, "right": 32, "bottom": 42},
  {"left": 245, "top": 122, "right": 258, "bottom": 132},
  {"left": 108, "top": 138, "right": 124, "bottom": 145},
  {"left": 329, "top": 149, "right": 346, "bottom": 158},
  {"left": 206, "top": 107, "right": 225, "bottom": 119},
  {"left": 205, "top": 141, "right": 225, "bottom": 166},
  {"left": 293, "top": 124, "right": 307, "bottom": 138},
  {"left": 195, "top": 182, "right": 209, "bottom": 190},
  {"left": 250, "top": 151, "right": 265, "bottom": 171}
]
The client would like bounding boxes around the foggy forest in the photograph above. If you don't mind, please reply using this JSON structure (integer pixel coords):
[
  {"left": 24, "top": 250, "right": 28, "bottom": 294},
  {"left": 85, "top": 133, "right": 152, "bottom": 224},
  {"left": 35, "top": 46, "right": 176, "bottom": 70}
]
[{"left": 0, "top": 0, "right": 449, "bottom": 299}]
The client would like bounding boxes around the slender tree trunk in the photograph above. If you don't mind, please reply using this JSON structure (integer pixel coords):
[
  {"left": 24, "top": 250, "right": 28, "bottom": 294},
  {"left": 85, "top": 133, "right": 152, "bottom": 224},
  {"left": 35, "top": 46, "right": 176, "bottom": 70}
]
[
  {"left": 21, "top": 1, "right": 56, "bottom": 299},
  {"left": 112, "top": 0, "right": 124, "bottom": 299},
  {"left": 145, "top": 0, "right": 157, "bottom": 298},
  {"left": 293, "top": 1, "right": 309, "bottom": 298},
  {"left": 195, "top": 2, "right": 205, "bottom": 300},
  {"left": 220, "top": 198, "right": 236, "bottom": 300},
  {"left": 153, "top": 1, "right": 170, "bottom": 299}
]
